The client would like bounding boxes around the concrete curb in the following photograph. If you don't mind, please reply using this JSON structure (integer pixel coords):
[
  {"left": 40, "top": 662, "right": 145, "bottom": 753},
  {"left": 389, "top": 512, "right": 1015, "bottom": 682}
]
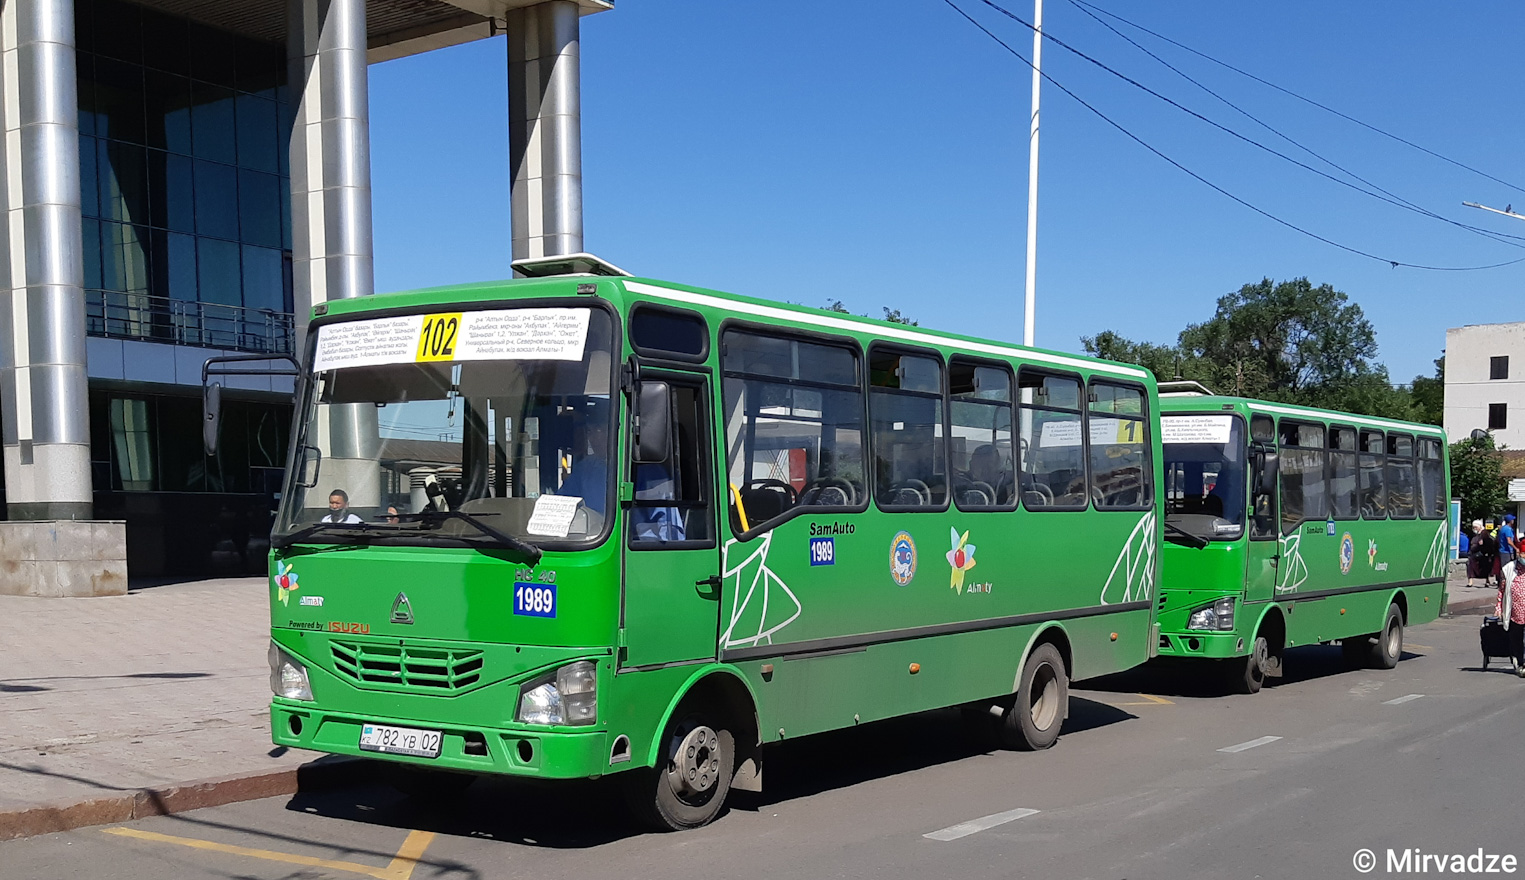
[
  {"left": 1448, "top": 596, "right": 1499, "bottom": 616},
  {"left": 0, "top": 757, "right": 372, "bottom": 842}
]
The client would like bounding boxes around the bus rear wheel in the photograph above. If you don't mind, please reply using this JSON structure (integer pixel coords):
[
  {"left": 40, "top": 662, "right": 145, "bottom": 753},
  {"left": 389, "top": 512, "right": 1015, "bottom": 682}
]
[
  {"left": 998, "top": 642, "right": 1068, "bottom": 751},
  {"left": 626, "top": 711, "right": 735, "bottom": 831},
  {"left": 1370, "top": 603, "right": 1403, "bottom": 669}
]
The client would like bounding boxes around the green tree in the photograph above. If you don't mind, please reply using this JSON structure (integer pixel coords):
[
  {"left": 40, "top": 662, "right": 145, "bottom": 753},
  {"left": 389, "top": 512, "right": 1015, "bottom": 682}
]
[
  {"left": 1407, "top": 356, "right": 1444, "bottom": 426},
  {"left": 1451, "top": 433, "right": 1508, "bottom": 523},
  {"left": 1081, "top": 277, "right": 1428, "bottom": 421},
  {"left": 822, "top": 299, "right": 917, "bottom": 326}
]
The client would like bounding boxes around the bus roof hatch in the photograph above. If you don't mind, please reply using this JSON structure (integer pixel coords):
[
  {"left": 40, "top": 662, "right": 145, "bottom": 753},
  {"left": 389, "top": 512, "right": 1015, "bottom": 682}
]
[{"left": 511, "top": 252, "right": 631, "bottom": 279}]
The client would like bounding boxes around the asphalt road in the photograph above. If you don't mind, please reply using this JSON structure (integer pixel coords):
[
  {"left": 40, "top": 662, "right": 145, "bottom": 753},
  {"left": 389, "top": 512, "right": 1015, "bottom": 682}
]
[{"left": 4, "top": 612, "right": 1523, "bottom": 880}]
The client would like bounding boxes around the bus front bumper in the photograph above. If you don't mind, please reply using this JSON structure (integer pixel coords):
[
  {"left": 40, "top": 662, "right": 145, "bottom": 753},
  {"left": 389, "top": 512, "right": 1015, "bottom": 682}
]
[
  {"left": 1155, "top": 630, "right": 1246, "bottom": 659},
  {"left": 271, "top": 700, "right": 617, "bottom": 780}
]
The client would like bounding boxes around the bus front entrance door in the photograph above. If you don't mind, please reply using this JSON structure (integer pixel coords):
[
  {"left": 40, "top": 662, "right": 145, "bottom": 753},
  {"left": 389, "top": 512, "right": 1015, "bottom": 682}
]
[{"left": 620, "top": 372, "right": 723, "bottom": 669}]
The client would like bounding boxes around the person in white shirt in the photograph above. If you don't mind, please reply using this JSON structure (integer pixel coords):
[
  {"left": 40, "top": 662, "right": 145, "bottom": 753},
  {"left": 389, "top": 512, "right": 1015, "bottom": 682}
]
[{"left": 322, "top": 489, "right": 363, "bottom": 524}]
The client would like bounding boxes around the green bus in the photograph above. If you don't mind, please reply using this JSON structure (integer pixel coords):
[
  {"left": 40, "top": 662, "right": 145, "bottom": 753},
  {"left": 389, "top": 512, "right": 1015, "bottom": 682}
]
[
  {"left": 1156, "top": 390, "right": 1450, "bottom": 694},
  {"left": 236, "top": 257, "right": 1164, "bottom": 829}
]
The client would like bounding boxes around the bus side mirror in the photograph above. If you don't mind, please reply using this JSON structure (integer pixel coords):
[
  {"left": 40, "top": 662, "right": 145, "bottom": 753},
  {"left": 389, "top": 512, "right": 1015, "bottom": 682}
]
[
  {"left": 1256, "top": 449, "right": 1279, "bottom": 496},
  {"left": 203, "top": 382, "right": 222, "bottom": 455},
  {"left": 634, "top": 381, "right": 671, "bottom": 464}
]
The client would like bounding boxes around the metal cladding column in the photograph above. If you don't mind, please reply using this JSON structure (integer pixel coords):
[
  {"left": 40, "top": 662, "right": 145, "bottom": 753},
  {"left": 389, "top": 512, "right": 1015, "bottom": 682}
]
[
  {"left": 0, "top": 0, "right": 91, "bottom": 520},
  {"left": 288, "top": 0, "right": 379, "bottom": 513},
  {"left": 507, "top": 1, "right": 583, "bottom": 260}
]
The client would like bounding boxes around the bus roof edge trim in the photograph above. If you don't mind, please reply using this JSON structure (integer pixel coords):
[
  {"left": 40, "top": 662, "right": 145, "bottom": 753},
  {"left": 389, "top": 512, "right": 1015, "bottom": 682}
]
[
  {"left": 511, "top": 253, "right": 631, "bottom": 278},
  {"left": 1246, "top": 402, "right": 1446, "bottom": 437},
  {"left": 623, "top": 281, "right": 1149, "bottom": 380}
]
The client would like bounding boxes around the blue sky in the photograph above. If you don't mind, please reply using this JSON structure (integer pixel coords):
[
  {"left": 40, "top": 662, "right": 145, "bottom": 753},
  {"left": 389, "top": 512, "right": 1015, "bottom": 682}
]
[{"left": 368, "top": 0, "right": 1525, "bottom": 384}]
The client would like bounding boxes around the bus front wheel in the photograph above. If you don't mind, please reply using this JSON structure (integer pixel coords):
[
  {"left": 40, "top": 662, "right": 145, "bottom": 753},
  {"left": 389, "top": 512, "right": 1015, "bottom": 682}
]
[
  {"left": 626, "top": 711, "right": 735, "bottom": 831},
  {"left": 1233, "top": 635, "right": 1269, "bottom": 695},
  {"left": 999, "top": 642, "right": 1068, "bottom": 751}
]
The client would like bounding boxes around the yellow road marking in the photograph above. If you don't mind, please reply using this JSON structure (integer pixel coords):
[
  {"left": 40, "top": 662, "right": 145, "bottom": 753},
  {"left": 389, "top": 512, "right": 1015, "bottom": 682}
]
[
  {"left": 1111, "top": 693, "right": 1174, "bottom": 707},
  {"left": 103, "top": 827, "right": 436, "bottom": 880},
  {"left": 1405, "top": 643, "right": 1434, "bottom": 651}
]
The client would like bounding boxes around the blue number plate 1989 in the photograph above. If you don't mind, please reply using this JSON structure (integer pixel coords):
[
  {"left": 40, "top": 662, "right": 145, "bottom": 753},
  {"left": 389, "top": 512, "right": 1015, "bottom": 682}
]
[
  {"left": 810, "top": 537, "right": 835, "bottom": 566},
  {"left": 514, "top": 581, "right": 557, "bottom": 618}
]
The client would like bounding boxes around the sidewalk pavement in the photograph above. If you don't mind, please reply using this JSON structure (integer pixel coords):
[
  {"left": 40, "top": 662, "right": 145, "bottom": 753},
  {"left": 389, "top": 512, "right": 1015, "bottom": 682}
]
[
  {"left": 0, "top": 577, "right": 365, "bottom": 841},
  {"left": 0, "top": 564, "right": 1504, "bottom": 841}
]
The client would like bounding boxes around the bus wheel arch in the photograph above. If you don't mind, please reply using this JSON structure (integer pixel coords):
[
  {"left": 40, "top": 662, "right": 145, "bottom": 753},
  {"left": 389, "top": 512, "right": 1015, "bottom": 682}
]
[
  {"left": 1235, "top": 607, "right": 1285, "bottom": 695},
  {"left": 634, "top": 667, "right": 762, "bottom": 827}
]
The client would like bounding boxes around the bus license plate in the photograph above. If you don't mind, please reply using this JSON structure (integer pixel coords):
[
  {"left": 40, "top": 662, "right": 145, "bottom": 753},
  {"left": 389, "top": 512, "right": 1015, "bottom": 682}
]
[{"left": 359, "top": 723, "right": 442, "bottom": 758}]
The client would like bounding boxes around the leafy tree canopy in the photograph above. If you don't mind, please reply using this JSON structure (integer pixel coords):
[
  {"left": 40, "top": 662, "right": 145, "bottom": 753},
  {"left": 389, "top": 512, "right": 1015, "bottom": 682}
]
[
  {"left": 1082, "top": 277, "right": 1439, "bottom": 423},
  {"left": 1451, "top": 433, "right": 1508, "bottom": 524}
]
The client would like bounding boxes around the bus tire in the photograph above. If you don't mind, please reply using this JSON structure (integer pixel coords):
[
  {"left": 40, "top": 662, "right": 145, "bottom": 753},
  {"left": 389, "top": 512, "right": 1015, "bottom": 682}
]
[
  {"left": 999, "top": 642, "right": 1067, "bottom": 751},
  {"left": 1370, "top": 603, "right": 1403, "bottom": 669},
  {"left": 626, "top": 710, "right": 735, "bottom": 831},
  {"left": 1233, "top": 635, "right": 1269, "bottom": 695}
]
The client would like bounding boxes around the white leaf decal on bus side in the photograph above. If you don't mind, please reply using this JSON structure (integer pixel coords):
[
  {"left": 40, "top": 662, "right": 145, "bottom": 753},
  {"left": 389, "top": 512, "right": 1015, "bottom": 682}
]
[
  {"left": 720, "top": 533, "right": 803, "bottom": 649},
  {"left": 1100, "top": 511, "right": 1157, "bottom": 605},
  {"left": 1421, "top": 520, "right": 1448, "bottom": 580},
  {"left": 1276, "top": 532, "right": 1308, "bottom": 595}
]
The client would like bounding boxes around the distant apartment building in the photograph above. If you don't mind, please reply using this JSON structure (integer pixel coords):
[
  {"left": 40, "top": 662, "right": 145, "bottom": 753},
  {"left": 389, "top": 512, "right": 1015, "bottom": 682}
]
[{"left": 1445, "top": 322, "right": 1525, "bottom": 449}]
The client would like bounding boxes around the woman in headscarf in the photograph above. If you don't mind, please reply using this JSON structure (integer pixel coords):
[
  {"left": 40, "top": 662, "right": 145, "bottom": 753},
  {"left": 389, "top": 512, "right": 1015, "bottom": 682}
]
[{"left": 1494, "top": 557, "right": 1525, "bottom": 676}]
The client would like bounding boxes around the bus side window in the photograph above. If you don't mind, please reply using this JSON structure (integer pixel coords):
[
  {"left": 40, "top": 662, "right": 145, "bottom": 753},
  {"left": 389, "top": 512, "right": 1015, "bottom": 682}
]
[
  {"left": 1359, "top": 429, "right": 1386, "bottom": 519},
  {"left": 721, "top": 330, "right": 866, "bottom": 534},
  {"left": 1277, "top": 420, "right": 1327, "bottom": 535},
  {"left": 1017, "top": 370, "right": 1086, "bottom": 510},
  {"left": 950, "top": 359, "right": 1015, "bottom": 510},
  {"left": 1417, "top": 437, "right": 1446, "bottom": 519},
  {"left": 1249, "top": 414, "right": 1276, "bottom": 539},
  {"left": 1088, "top": 381, "right": 1151, "bottom": 510},
  {"left": 869, "top": 347, "right": 946, "bottom": 510},
  {"left": 1386, "top": 433, "right": 1416, "bottom": 518},
  {"left": 1329, "top": 426, "right": 1358, "bottom": 518}
]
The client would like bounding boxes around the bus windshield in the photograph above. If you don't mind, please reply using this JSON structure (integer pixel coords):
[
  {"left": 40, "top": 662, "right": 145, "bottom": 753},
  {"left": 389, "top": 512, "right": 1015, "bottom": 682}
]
[
  {"left": 1162, "top": 414, "right": 1246, "bottom": 543},
  {"left": 275, "top": 306, "right": 616, "bottom": 549}
]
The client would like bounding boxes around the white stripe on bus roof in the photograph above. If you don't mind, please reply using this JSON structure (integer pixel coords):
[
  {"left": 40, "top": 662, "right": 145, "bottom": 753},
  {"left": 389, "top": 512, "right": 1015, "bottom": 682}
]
[
  {"left": 1245, "top": 402, "right": 1446, "bottom": 437},
  {"left": 624, "top": 281, "right": 1150, "bottom": 379}
]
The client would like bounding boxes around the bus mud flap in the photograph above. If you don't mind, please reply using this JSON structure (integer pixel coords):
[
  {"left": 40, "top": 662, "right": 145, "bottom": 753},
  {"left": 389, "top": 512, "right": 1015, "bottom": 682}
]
[
  {"left": 1263, "top": 654, "right": 1284, "bottom": 678},
  {"left": 733, "top": 756, "right": 763, "bottom": 793}
]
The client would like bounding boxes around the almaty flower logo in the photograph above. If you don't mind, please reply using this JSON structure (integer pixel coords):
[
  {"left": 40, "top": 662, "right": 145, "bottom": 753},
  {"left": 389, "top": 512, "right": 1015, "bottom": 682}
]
[
  {"left": 946, "top": 527, "right": 977, "bottom": 594},
  {"left": 275, "top": 561, "right": 300, "bottom": 606}
]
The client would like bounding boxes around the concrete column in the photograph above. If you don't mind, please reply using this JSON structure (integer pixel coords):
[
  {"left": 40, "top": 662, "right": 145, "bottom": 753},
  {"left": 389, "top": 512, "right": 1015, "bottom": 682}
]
[
  {"left": 288, "top": 0, "right": 379, "bottom": 514},
  {"left": 507, "top": 1, "right": 583, "bottom": 261},
  {"left": 288, "top": 0, "right": 374, "bottom": 348},
  {"left": 0, "top": 0, "right": 92, "bottom": 521}
]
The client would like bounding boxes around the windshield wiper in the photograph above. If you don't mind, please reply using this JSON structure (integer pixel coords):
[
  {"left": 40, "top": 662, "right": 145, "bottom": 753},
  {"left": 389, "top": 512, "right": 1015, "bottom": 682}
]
[
  {"left": 1163, "top": 519, "right": 1210, "bottom": 550},
  {"left": 403, "top": 509, "right": 542, "bottom": 566},
  {"left": 272, "top": 521, "right": 381, "bottom": 549}
]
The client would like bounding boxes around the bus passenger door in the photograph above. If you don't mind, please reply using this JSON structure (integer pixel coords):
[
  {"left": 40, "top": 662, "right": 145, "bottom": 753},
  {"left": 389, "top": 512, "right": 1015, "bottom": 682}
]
[
  {"left": 620, "top": 371, "right": 724, "bottom": 669},
  {"left": 1244, "top": 415, "right": 1279, "bottom": 605}
]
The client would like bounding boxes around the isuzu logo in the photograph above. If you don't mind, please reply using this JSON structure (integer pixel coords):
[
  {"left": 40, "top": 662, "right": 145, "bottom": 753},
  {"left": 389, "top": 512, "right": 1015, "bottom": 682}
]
[{"left": 390, "top": 592, "right": 414, "bottom": 625}]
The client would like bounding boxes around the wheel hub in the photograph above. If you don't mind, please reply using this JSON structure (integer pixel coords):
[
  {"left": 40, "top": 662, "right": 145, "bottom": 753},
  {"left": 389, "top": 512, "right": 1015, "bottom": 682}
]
[{"left": 670, "top": 724, "right": 722, "bottom": 797}]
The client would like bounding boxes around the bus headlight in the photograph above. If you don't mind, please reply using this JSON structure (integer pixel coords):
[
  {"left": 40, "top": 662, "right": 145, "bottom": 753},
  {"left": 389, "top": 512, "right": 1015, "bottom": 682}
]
[
  {"left": 1186, "top": 597, "right": 1236, "bottom": 632},
  {"left": 268, "top": 642, "right": 313, "bottom": 701},
  {"left": 516, "top": 661, "right": 597, "bottom": 726}
]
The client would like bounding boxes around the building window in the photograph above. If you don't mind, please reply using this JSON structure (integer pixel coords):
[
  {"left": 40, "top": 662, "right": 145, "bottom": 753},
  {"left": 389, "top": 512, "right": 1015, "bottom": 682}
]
[
  {"left": 1490, "top": 404, "right": 1508, "bottom": 431},
  {"left": 1491, "top": 356, "right": 1510, "bottom": 380}
]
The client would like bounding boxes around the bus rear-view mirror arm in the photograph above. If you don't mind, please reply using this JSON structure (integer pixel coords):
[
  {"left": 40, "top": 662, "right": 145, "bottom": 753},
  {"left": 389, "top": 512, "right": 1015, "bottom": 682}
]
[{"left": 201, "top": 354, "right": 301, "bottom": 456}]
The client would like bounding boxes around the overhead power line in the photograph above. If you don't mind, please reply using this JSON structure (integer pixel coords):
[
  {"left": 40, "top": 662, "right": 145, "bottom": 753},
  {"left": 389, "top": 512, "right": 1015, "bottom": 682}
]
[
  {"left": 1068, "top": 0, "right": 1525, "bottom": 198},
  {"left": 939, "top": 0, "right": 1525, "bottom": 271},
  {"left": 1058, "top": 0, "right": 1525, "bottom": 251},
  {"left": 978, "top": 0, "right": 1525, "bottom": 250}
]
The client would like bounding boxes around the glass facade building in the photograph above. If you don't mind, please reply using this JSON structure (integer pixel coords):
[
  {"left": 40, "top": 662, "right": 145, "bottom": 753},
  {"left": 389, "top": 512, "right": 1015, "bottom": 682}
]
[{"left": 77, "top": 0, "right": 294, "bottom": 355}]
